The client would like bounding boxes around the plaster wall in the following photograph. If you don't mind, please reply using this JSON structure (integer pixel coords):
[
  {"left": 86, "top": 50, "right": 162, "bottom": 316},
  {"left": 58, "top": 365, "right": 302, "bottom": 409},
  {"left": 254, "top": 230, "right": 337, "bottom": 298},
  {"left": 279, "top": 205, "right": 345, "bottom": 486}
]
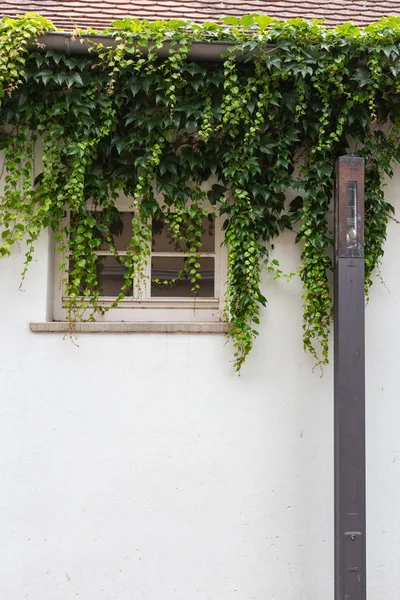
[{"left": 1, "top": 163, "right": 400, "bottom": 600}]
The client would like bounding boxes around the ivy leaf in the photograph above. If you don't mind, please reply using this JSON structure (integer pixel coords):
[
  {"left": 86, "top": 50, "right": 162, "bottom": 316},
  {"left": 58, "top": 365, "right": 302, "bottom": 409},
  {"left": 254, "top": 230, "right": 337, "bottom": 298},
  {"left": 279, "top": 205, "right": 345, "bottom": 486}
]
[
  {"left": 142, "top": 78, "right": 151, "bottom": 94},
  {"left": 53, "top": 72, "right": 65, "bottom": 86},
  {"left": 334, "top": 22, "right": 361, "bottom": 37},
  {"left": 221, "top": 16, "right": 239, "bottom": 26},
  {"left": 34, "top": 53, "right": 46, "bottom": 68},
  {"left": 46, "top": 48, "right": 63, "bottom": 65},
  {"left": 253, "top": 15, "right": 276, "bottom": 31},
  {"left": 247, "top": 99, "right": 256, "bottom": 113},
  {"left": 65, "top": 57, "right": 87, "bottom": 70},
  {"left": 240, "top": 15, "right": 256, "bottom": 29},
  {"left": 35, "top": 69, "right": 53, "bottom": 85},
  {"left": 282, "top": 90, "right": 297, "bottom": 113},
  {"left": 115, "top": 138, "right": 126, "bottom": 154},
  {"left": 259, "top": 143, "right": 276, "bottom": 156},
  {"left": 207, "top": 184, "right": 226, "bottom": 205},
  {"left": 381, "top": 44, "right": 398, "bottom": 59},
  {"left": 252, "top": 183, "right": 269, "bottom": 200},
  {"left": 289, "top": 196, "right": 304, "bottom": 212},
  {"left": 130, "top": 81, "right": 141, "bottom": 96},
  {"left": 71, "top": 72, "right": 83, "bottom": 86},
  {"left": 184, "top": 63, "right": 204, "bottom": 76},
  {"left": 278, "top": 215, "right": 292, "bottom": 232},
  {"left": 352, "top": 67, "right": 371, "bottom": 88},
  {"left": 65, "top": 74, "right": 74, "bottom": 88},
  {"left": 166, "top": 19, "right": 187, "bottom": 30},
  {"left": 111, "top": 17, "right": 140, "bottom": 29},
  {"left": 390, "top": 64, "right": 400, "bottom": 77}
]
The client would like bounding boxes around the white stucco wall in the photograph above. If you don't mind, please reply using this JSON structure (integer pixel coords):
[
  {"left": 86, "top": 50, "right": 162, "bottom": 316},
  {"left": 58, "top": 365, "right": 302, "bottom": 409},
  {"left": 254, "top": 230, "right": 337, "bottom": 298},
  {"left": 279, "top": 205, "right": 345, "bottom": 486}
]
[{"left": 1, "top": 165, "right": 400, "bottom": 599}]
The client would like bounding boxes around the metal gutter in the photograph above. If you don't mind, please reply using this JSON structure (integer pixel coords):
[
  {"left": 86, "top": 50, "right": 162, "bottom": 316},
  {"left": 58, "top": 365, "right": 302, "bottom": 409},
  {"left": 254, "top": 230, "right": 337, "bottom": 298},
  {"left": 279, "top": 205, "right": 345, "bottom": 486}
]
[{"left": 32, "top": 32, "right": 239, "bottom": 61}]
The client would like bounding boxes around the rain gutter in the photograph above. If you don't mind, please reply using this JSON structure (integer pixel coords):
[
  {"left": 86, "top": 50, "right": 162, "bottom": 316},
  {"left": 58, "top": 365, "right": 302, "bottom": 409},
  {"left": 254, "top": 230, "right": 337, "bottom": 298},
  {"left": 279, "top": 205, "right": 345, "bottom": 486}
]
[{"left": 31, "top": 31, "right": 243, "bottom": 61}]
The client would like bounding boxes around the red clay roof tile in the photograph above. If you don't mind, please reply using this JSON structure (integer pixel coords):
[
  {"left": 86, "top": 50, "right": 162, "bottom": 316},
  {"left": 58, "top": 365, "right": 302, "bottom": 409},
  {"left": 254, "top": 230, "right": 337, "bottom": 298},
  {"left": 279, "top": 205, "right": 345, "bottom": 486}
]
[{"left": 1, "top": 1, "right": 400, "bottom": 31}]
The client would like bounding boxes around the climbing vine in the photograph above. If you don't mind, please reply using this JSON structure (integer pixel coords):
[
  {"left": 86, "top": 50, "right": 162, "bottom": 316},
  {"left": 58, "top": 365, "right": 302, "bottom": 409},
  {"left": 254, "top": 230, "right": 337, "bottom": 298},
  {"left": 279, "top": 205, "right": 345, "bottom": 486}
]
[{"left": 1, "top": 13, "right": 400, "bottom": 370}]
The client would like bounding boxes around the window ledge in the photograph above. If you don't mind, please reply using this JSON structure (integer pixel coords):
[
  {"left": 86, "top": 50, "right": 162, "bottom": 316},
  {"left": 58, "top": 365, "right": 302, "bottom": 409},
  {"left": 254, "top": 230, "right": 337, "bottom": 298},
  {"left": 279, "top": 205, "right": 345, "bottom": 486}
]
[{"left": 30, "top": 321, "right": 230, "bottom": 334}]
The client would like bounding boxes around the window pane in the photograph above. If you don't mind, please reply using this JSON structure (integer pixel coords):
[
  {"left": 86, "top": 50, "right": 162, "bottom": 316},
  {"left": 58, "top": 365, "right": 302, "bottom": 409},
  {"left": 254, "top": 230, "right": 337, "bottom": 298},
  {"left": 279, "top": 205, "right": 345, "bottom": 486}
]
[
  {"left": 97, "top": 256, "right": 133, "bottom": 297},
  {"left": 69, "top": 211, "right": 134, "bottom": 251},
  {"left": 98, "top": 211, "right": 135, "bottom": 251},
  {"left": 68, "top": 256, "right": 133, "bottom": 297},
  {"left": 151, "top": 257, "right": 214, "bottom": 297},
  {"left": 152, "top": 214, "right": 215, "bottom": 253}
]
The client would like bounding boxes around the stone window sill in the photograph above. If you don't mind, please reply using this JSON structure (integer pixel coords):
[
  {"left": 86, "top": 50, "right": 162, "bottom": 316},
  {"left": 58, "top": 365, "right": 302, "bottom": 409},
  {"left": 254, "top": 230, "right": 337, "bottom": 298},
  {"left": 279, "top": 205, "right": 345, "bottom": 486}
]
[{"left": 30, "top": 321, "right": 230, "bottom": 334}]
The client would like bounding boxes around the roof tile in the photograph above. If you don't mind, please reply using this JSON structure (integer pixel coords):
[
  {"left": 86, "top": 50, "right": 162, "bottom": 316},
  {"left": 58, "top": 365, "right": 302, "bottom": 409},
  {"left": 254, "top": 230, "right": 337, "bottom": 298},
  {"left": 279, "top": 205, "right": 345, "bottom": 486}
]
[{"left": 1, "top": 0, "right": 399, "bottom": 30}]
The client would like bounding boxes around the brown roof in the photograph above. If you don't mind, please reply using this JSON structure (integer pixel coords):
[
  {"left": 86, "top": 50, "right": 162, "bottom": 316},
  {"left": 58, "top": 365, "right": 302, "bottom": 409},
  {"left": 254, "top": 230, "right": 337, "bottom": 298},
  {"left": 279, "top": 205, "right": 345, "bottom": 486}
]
[{"left": 1, "top": 1, "right": 400, "bottom": 31}]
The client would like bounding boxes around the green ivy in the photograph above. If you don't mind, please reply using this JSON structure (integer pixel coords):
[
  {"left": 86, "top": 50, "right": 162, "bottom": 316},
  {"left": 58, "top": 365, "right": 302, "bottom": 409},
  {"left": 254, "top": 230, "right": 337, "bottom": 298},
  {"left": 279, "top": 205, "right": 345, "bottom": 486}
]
[{"left": 1, "top": 13, "right": 400, "bottom": 370}]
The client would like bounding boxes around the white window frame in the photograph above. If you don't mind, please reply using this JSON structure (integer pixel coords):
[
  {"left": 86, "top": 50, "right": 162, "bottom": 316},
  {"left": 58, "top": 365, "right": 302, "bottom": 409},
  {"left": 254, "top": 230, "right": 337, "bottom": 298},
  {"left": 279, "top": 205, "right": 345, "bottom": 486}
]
[{"left": 53, "top": 192, "right": 227, "bottom": 323}]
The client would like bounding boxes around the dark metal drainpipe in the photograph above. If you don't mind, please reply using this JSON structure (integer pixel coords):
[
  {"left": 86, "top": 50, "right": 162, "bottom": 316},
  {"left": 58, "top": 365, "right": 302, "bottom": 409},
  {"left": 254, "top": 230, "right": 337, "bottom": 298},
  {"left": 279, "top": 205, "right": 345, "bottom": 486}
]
[{"left": 334, "top": 156, "right": 366, "bottom": 600}]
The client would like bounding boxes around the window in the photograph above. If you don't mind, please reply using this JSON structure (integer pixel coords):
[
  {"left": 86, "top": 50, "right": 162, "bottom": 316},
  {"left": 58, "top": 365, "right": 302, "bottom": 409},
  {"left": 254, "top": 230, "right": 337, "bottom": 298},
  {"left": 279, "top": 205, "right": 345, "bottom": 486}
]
[{"left": 53, "top": 193, "right": 227, "bottom": 324}]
